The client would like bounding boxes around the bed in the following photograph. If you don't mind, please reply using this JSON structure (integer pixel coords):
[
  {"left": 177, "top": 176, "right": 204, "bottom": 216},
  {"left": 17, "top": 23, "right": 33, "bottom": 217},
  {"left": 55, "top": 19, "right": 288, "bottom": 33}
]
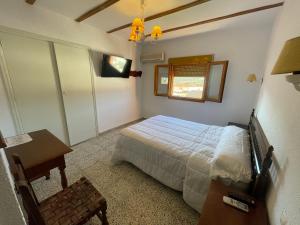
[{"left": 111, "top": 112, "right": 273, "bottom": 213}]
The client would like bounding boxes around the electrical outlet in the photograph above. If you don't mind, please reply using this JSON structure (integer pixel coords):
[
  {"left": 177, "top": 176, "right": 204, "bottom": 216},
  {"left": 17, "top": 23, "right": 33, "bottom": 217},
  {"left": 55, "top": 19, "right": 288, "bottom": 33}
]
[{"left": 280, "top": 209, "right": 288, "bottom": 225}]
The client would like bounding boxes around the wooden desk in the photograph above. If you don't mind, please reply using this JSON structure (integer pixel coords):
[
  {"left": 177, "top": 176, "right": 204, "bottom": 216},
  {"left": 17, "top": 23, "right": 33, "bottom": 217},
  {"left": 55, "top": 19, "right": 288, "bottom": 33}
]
[
  {"left": 198, "top": 180, "right": 269, "bottom": 225},
  {"left": 5, "top": 129, "right": 72, "bottom": 189}
]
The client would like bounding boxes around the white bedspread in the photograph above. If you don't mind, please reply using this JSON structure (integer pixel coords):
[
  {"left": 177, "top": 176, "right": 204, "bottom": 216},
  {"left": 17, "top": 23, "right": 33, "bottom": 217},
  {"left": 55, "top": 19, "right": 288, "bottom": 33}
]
[
  {"left": 111, "top": 115, "right": 224, "bottom": 191},
  {"left": 111, "top": 115, "right": 250, "bottom": 213}
]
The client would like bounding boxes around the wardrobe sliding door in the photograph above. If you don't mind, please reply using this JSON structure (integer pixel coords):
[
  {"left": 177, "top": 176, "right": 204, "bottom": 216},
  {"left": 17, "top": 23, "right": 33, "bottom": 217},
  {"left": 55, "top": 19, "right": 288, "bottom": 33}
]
[
  {"left": 0, "top": 33, "right": 68, "bottom": 143},
  {"left": 54, "top": 43, "right": 97, "bottom": 145}
]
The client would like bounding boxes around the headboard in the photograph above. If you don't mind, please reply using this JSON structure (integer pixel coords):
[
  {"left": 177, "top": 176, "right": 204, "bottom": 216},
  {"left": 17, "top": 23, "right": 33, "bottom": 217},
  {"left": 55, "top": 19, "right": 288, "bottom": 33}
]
[{"left": 248, "top": 110, "right": 274, "bottom": 199}]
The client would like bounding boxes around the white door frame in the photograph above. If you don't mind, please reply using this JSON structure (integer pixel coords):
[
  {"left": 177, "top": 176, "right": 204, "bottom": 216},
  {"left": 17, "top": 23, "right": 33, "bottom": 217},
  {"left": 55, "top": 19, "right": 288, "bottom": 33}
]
[
  {"left": 0, "top": 41, "right": 23, "bottom": 134},
  {"left": 88, "top": 50, "right": 99, "bottom": 136}
]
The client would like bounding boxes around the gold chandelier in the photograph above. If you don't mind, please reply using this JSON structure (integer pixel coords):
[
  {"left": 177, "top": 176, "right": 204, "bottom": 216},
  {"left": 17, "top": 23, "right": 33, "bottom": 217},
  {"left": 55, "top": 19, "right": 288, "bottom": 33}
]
[{"left": 129, "top": 0, "right": 162, "bottom": 42}]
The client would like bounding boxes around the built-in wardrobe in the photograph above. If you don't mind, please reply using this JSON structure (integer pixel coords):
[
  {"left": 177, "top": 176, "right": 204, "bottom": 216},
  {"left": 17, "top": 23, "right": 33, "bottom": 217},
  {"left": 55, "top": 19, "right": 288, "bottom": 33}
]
[{"left": 0, "top": 31, "right": 97, "bottom": 146}]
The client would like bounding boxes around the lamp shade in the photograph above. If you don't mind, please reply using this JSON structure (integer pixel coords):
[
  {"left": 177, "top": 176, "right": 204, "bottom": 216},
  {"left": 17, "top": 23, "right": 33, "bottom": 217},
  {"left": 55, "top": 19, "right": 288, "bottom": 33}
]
[
  {"left": 247, "top": 74, "right": 257, "bottom": 83},
  {"left": 129, "top": 30, "right": 142, "bottom": 42},
  {"left": 129, "top": 32, "right": 138, "bottom": 41},
  {"left": 131, "top": 18, "right": 144, "bottom": 33},
  {"left": 272, "top": 36, "right": 300, "bottom": 75},
  {"left": 151, "top": 26, "right": 162, "bottom": 40},
  {"left": 132, "top": 18, "right": 143, "bottom": 27}
]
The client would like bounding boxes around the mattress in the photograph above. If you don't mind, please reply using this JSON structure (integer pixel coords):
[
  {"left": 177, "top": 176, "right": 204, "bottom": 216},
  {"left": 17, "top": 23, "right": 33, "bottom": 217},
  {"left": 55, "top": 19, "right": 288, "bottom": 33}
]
[{"left": 111, "top": 115, "right": 224, "bottom": 191}]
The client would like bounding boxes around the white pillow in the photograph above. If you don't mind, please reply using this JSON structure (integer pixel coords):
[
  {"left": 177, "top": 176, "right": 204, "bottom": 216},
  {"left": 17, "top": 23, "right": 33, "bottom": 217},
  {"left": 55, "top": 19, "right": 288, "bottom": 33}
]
[{"left": 210, "top": 126, "right": 252, "bottom": 183}]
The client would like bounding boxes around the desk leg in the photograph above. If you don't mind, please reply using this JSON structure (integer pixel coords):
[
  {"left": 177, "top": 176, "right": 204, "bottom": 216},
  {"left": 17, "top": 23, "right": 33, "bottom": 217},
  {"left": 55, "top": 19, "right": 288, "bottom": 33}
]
[{"left": 59, "top": 165, "right": 68, "bottom": 189}]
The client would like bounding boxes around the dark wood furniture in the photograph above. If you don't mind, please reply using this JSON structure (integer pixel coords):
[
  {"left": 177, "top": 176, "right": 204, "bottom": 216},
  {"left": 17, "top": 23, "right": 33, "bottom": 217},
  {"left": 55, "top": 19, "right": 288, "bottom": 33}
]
[
  {"left": 129, "top": 70, "right": 142, "bottom": 77},
  {"left": 229, "top": 110, "right": 274, "bottom": 199},
  {"left": 228, "top": 122, "right": 249, "bottom": 130},
  {"left": 13, "top": 155, "right": 109, "bottom": 225},
  {"left": 248, "top": 110, "right": 274, "bottom": 198},
  {"left": 198, "top": 180, "right": 269, "bottom": 225},
  {"left": 0, "top": 131, "right": 6, "bottom": 148},
  {"left": 5, "top": 129, "right": 72, "bottom": 189}
]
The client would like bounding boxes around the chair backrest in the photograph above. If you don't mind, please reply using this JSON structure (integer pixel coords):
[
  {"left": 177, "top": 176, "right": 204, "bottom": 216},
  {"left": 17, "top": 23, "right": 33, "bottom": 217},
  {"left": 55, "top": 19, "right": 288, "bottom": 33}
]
[
  {"left": 0, "top": 131, "right": 6, "bottom": 148},
  {"left": 12, "top": 154, "right": 46, "bottom": 225}
]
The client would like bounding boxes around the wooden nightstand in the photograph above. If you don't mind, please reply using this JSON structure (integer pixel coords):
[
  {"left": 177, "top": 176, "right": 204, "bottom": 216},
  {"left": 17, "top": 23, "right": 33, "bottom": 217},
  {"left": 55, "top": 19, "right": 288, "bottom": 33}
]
[
  {"left": 228, "top": 122, "right": 249, "bottom": 130},
  {"left": 198, "top": 180, "right": 269, "bottom": 225}
]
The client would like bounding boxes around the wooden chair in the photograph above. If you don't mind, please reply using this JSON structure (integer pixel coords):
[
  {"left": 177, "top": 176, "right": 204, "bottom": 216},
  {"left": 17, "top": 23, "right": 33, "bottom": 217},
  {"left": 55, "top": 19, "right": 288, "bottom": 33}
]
[
  {"left": 12, "top": 154, "right": 109, "bottom": 225},
  {"left": 0, "top": 131, "right": 6, "bottom": 148}
]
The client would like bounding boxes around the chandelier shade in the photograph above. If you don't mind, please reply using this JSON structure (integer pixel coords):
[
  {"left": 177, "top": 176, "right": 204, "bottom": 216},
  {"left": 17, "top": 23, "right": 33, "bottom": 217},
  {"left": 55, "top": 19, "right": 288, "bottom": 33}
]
[
  {"left": 132, "top": 18, "right": 144, "bottom": 28},
  {"left": 151, "top": 26, "right": 163, "bottom": 40},
  {"left": 131, "top": 18, "right": 144, "bottom": 34}
]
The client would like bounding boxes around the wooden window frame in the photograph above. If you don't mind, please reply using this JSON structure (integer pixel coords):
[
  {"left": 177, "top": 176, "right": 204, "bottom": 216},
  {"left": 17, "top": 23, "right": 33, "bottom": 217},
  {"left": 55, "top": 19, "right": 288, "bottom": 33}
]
[
  {"left": 154, "top": 64, "right": 170, "bottom": 96},
  {"left": 205, "top": 61, "right": 229, "bottom": 103},
  {"left": 168, "top": 63, "right": 210, "bottom": 102},
  {"left": 154, "top": 61, "right": 228, "bottom": 103}
]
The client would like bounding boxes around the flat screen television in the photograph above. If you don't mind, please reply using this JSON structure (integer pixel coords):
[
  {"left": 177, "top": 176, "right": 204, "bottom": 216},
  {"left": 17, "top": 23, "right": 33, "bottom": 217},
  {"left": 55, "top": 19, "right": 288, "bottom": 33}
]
[{"left": 101, "top": 54, "right": 132, "bottom": 78}]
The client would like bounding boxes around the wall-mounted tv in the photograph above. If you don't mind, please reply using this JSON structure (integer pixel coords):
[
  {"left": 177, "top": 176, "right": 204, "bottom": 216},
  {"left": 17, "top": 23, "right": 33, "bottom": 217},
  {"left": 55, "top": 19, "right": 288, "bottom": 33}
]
[{"left": 101, "top": 54, "right": 132, "bottom": 78}]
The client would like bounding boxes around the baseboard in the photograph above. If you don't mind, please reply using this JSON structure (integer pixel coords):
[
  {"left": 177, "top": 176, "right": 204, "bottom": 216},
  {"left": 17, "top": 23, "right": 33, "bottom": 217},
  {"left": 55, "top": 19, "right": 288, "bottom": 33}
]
[{"left": 98, "top": 118, "right": 145, "bottom": 135}]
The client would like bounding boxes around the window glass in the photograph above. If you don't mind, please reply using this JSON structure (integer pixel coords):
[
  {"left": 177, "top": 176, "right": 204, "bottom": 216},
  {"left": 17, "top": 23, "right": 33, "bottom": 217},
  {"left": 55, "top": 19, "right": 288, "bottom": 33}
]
[
  {"left": 170, "top": 64, "right": 208, "bottom": 101},
  {"left": 157, "top": 67, "right": 168, "bottom": 94},
  {"left": 172, "top": 76, "right": 205, "bottom": 99},
  {"left": 154, "top": 65, "right": 169, "bottom": 96},
  {"left": 161, "top": 77, "right": 168, "bottom": 85}
]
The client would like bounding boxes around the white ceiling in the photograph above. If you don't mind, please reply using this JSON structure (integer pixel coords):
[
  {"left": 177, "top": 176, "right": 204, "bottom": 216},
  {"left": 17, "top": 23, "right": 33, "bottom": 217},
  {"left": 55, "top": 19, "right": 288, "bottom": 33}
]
[{"left": 35, "top": 0, "right": 283, "bottom": 41}]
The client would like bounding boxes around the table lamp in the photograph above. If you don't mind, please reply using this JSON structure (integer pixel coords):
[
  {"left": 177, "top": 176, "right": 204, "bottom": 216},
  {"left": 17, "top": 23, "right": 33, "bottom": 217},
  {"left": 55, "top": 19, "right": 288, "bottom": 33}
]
[{"left": 271, "top": 36, "right": 300, "bottom": 91}]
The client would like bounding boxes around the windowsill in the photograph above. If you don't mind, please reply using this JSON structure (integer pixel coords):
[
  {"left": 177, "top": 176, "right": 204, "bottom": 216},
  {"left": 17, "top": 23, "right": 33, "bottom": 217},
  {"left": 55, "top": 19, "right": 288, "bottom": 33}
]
[{"left": 168, "top": 96, "right": 205, "bottom": 103}]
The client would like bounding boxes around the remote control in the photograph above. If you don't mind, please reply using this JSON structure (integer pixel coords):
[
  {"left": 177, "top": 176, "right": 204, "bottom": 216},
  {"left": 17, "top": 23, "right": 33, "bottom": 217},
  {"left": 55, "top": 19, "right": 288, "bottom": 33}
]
[
  {"left": 228, "top": 192, "right": 256, "bottom": 206},
  {"left": 223, "top": 196, "right": 249, "bottom": 212}
]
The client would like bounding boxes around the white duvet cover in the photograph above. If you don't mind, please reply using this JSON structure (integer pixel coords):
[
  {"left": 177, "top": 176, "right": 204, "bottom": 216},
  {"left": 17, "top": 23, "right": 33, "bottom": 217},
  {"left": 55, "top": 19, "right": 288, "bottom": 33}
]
[{"left": 111, "top": 115, "right": 251, "bottom": 212}]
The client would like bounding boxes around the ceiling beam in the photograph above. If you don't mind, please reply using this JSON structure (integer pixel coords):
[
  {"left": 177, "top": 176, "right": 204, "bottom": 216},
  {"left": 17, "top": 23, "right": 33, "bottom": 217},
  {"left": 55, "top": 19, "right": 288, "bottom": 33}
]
[
  {"left": 107, "top": 0, "right": 210, "bottom": 33},
  {"left": 76, "top": 0, "right": 120, "bottom": 22},
  {"left": 25, "top": 0, "right": 36, "bottom": 5},
  {"left": 145, "top": 2, "right": 284, "bottom": 38}
]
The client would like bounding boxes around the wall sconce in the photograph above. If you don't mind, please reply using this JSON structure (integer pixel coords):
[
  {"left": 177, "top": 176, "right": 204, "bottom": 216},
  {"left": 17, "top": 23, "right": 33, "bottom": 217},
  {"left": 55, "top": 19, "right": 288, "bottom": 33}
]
[
  {"left": 247, "top": 74, "right": 257, "bottom": 83},
  {"left": 271, "top": 36, "right": 300, "bottom": 91}
]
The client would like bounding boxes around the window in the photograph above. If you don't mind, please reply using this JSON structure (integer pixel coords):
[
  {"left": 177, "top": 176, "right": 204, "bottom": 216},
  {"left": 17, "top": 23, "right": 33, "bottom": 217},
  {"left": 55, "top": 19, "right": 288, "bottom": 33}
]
[
  {"left": 205, "top": 61, "right": 229, "bottom": 102},
  {"left": 154, "top": 61, "right": 229, "bottom": 103},
  {"left": 168, "top": 64, "right": 209, "bottom": 102},
  {"left": 154, "top": 64, "right": 169, "bottom": 96}
]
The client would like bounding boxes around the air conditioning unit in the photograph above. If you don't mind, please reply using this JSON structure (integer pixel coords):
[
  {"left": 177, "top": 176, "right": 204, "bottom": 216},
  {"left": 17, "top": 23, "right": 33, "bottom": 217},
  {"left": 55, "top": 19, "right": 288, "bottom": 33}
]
[{"left": 140, "top": 52, "right": 165, "bottom": 64}]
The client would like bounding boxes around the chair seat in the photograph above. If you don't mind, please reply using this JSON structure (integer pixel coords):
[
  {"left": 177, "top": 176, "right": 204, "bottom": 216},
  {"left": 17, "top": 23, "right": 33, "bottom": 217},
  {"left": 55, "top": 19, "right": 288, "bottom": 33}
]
[{"left": 39, "top": 177, "right": 106, "bottom": 225}]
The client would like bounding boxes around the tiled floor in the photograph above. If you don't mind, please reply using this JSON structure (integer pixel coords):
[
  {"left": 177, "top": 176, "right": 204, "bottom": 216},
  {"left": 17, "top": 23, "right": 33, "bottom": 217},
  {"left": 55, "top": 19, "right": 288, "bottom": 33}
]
[{"left": 32, "top": 128, "right": 199, "bottom": 225}]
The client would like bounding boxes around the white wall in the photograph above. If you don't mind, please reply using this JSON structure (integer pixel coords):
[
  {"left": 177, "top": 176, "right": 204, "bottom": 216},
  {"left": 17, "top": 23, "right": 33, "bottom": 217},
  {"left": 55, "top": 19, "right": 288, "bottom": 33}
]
[
  {"left": 255, "top": 0, "right": 300, "bottom": 224},
  {"left": 0, "top": 0, "right": 142, "bottom": 136},
  {"left": 141, "top": 25, "right": 272, "bottom": 125},
  {"left": 0, "top": 149, "right": 26, "bottom": 225}
]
